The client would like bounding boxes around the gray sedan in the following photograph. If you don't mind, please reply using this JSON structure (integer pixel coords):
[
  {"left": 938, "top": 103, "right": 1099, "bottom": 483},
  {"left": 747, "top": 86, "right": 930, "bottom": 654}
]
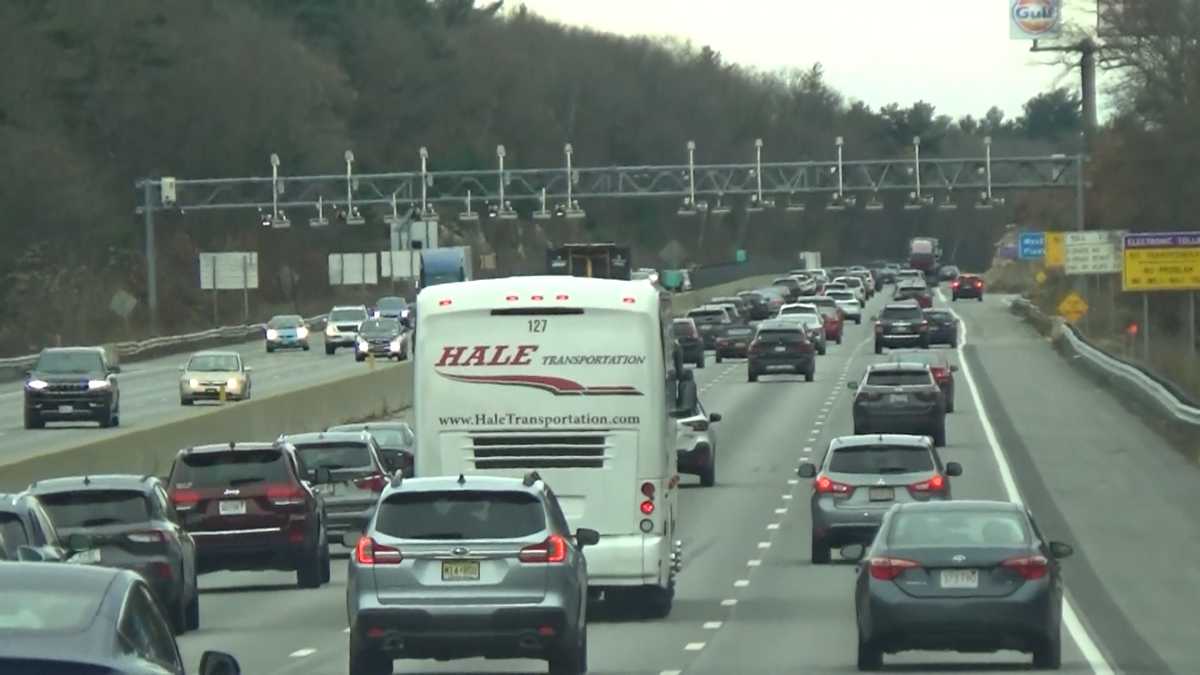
[
  {"left": 846, "top": 500, "right": 1074, "bottom": 671},
  {"left": 798, "top": 435, "right": 961, "bottom": 564}
]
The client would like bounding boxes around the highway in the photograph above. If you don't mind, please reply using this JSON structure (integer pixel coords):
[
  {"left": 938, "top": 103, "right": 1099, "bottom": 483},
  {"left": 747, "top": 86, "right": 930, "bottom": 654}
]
[
  {"left": 162, "top": 285, "right": 1195, "bottom": 675},
  {"left": 0, "top": 337, "right": 394, "bottom": 466}
]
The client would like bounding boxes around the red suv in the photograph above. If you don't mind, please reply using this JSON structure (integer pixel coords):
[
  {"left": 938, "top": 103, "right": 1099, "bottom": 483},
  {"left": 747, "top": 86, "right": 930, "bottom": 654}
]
[{"left": 166, "top": 442, "right": 330, "bottom": 588}]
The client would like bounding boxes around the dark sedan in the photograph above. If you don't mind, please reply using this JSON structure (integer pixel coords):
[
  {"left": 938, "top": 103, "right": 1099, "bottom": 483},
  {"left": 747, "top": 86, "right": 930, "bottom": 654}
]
[
  {"left": 281, "top": 431, "right": 392, "bottom": 544},
  {"left": 952, "top": 273, "right": 986, "bottom": 301},
  {"left": 848, "top": 363, "right": 946, "bottom": 446},
  {"left": 748, "top": 320, "right": 816, "bottom": 382},
  {"left": 736, "top": 290, "right": 773, "bottom": 320},
  {"left": 715, "top": 325, "right": 755, "bottom": 361},
  {"left": 923, "top": 308, "right": 959, "bottom": 347},
  {"left": 29, "top": 474, "right": 200, "bottom": 634},
  {"left": 848, "top": 500, "right": 1074, "bottom": 671},
  {"left": 888, "top": 349, "right": 959, "bottom": 413},
  {"left": 0, "top": 563, "right": 242, "bottom": 674}
]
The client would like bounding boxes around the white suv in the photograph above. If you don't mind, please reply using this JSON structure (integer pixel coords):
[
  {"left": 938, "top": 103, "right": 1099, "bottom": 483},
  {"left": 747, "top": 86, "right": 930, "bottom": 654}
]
[{"left": 324, "top": 305, "right": 369, "bottom": 355}]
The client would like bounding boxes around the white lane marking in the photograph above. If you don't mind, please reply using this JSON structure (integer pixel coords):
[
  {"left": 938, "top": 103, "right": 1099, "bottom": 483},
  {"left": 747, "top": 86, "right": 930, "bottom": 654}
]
[
  {"left": 803, "top": 446, "right": 813, "bottom": 452},
  {"left": 660, "top": 671, "right": 683, "bottom": 675},
  {"left": 684, "top": 642, "right": 706, "bottom": 651},
  {"left": 787, "top": 479, "right": 799, "bottom": 485},
  {"left": 734, "top": 579, "right": 750, "bottom": 587},
  {"left": 747, "top": 559, "right": 762, "bottom": 567},
  {"left": 343, "top": 627, "right": 350, "bottom": 633},
  {"left": 721, "top": 598, "right": 738, "bottom": 607},
  {"left": 757, "top": 541, "right": 772, "bottom": 549},
  {"left": 774, "top": 507, "right": 788, "bottom": 514},
  {"left": 941, "top": 289, "right": 1116, "bottom": 675},
  {"left": 289, "top": 648, "right": 317, "bottom": 658},
  {"left": 766, "top": 523, "right": 780, "bottom": 530},
  {"left": 782, "top": 494, "right": 793, "bottom": 500},
  {"left": 703, "top": 621, "right": 723, "bottom": 630}
]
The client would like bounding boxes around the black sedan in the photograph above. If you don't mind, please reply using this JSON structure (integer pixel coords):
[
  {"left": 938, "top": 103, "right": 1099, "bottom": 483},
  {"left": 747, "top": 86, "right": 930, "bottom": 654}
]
[
  {"left": 952, "top": 274, "right": 986, "bottom": 301},
  {"left": 923, "top": 308, "right": 959, "bottom": 347},
  {"left": 847, "top": 500, "right": 1073, "bottom": 671},
  {"left": 736, "top": 290, "right": 772, "bottom": 320},
  {"left": 0, "top": 562, "right": 242, "bottom": 674}
]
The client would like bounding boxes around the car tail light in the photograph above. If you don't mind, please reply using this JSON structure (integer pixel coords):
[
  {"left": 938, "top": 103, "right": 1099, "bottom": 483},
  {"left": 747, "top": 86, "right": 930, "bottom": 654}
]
[
  {"left": 908, "top": 474, "right": 946, "bottom": 495},
  {"left": 976, "top": 280, "right": 984, "bottom": 288},
  {"left": 857, "top": 391, "right": 882, "bottom": 402},
  {"left": 913, "top": 389, "right": 939, "bottom": 402},
  {"left": 869, "top": 557, "right": 920, "bottom": 581},
  {"left": 170, "top": 489, "right": 200, "bottom": 511},
  {"left": 1002, "top": 554, "right": 1048, "bottom": 580},
  {"left": 950, "top": 281, "right": 960, "bottom": 289},
  {"left": 354, "top": 474, "right": 388, "bottom": 493},
  {"left": 127, "top": 530, "right": 167, "bottom": 544},
  {"left": 917, "top": 321, "right": 929, "bottom": 332},
  {"left": 685, "top": 419, "right": 709, "bottom": 431},
  {"left": 355, "top": 536, "right": 403, "bottom": 565},
  {"left": 814, "top": 476, "right": 854, "bottom": 495},
  {"left": 792, "top": 341, "right": 813, "bottom": 352},
  {"left": 519, "top": 534, "right": 567, "bottom": 563},
  {"left": 930, "top": 367, "right": 949, "bottom": 381},
  {"left": 266, "top": 483, "right": 306, "bottom": 506}
]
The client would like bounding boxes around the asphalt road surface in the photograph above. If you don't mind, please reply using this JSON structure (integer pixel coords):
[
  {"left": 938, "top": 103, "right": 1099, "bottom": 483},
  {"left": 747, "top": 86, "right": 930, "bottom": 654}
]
[{"left": 167, "top": 286, "right": 1196, "bottom": 674}]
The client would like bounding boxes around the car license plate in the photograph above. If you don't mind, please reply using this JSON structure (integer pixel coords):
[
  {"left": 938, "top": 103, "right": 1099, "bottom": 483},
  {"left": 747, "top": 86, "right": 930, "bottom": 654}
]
[
  {"left": 206, "top": 388, "right": 218, "bottom": 394},
  {"left": 441, "top": 560, "right": 480, "bottom": 582},
  {"left": 58, "top": 405, "right": 73, "bottom": 413},
  {"left": 868, "top": 487, "right": 894, "bottom": 501},
  {"left": 71, "top": 549, "right": 101, "bottom": 564},
  {"left": 889, "top": 394, "right": 907, "bottom": 403},
  {"left": 219, "top": 500, "right": 246, "bottom": 516},
  {"left": 774, "top": 346, "right": 786, "bottom": 352},
  {"left": 940, "top": 569, "right": 979, "bottom": 589}
]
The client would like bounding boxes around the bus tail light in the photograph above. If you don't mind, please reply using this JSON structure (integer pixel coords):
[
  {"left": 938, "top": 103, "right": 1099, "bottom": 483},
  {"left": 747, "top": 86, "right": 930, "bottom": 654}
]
[
  {"left": 640, "top": 500, "right": 655, "bottom": 515},
  {"left": 641, "top": 482, "right": 656, "bottom": 498}
]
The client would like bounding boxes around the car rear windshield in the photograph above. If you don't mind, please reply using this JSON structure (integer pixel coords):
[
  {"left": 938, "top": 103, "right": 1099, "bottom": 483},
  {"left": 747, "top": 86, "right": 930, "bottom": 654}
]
[
  {"left": 881, "top": 307, "right": 923, "bottom": 320},
  {"left": 187, "top": 354, "right": 239, "bottom": 371},
  {"left": 827, "top": 291, "right": 855, "bottom": 300},
  {"left": 688, "top": 310, "right": 726, "bottom": 323},
  {"left": 670, "top": 322, "right": 696, "bottom": 337},
  {"left": 174, "top": 450, "right": 291, "bottom": 488},
  {"left": 0, "top": 588, "right": 103, "bottom": 632},
  {"left": 889, "top": 510, "right": 1030, "bottom": 548},
  {"left": 267, "top": 316, "right": 302, "bottom": 328},
  {"left": 375, "top": 491, "right": 545, "bottom": 540},
  {"left": 330, "top": 308, "right": 366, "bottom": 321},
  {"left": 34, "top": 351, "right": 103, "bottom": 375},
  {"left": 294, "top": 443, "right": 374, "bottom": 473},
  {"left": 756, "top": 329, "right": 805, "bottom": 343},
  {"left": 38, "top": 491, "right": 150, "bottom": 529},
  {"left": 829, "top": 445, "right": 934, "bottom": 474},
  {"left": 925, "top": 311, "right": 953, "bottom": 321},
  {"left": 330, "top": 425, "right": 414, "bottom": 448},
  {"left": 866, "top": 370, "right": 933, "bottom": 386},
  {"left": 0, "top": 514, "right": 27, "bottom": 553},
  {"left": 376, "top": 297, "right": 406, "bottom": 310}
]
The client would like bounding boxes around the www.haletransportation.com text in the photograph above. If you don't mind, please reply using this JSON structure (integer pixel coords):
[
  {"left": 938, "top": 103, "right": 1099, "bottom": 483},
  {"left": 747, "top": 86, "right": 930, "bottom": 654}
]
[{"left": 438, "top": 413, "right": 641, "bottom": 427}]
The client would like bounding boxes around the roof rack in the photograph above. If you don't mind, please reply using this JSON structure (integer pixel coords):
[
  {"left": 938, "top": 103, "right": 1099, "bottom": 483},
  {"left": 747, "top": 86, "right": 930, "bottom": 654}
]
[{"left": 523, "top": 471, "right": 543, "bottom": 487}]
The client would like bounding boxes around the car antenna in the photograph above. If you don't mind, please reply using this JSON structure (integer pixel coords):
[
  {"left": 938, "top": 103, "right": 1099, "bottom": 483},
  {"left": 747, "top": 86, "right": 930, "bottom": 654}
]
[
  {"left": 457, "top": 473, "right": 466, "bottom": 486},
  {"left": 82, "top": 474, "right": 91, "bottom": 486}
]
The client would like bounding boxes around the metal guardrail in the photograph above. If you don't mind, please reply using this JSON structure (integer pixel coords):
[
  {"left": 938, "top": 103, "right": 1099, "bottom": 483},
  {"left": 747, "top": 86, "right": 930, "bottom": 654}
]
[
  {"left": 1010, "top": 297, "right": 1200, "bottom": 428},
  {"left": 0, "top": 314, "right": 328, "bottom": 381}
]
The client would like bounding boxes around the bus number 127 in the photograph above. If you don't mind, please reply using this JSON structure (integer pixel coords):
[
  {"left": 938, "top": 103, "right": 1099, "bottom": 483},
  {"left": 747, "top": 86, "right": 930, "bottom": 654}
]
[{"left": 528, "top": 319, "right": 548, "bottom": 333}]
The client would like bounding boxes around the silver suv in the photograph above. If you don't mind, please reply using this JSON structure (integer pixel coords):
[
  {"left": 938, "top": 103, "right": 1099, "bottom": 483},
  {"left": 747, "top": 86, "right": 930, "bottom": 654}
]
[
  {"left": 324, "top": 305, "right": 369, "bottom": 355},
  {"left": 344, "top": 472, "right": 598, "bottom": 675}
]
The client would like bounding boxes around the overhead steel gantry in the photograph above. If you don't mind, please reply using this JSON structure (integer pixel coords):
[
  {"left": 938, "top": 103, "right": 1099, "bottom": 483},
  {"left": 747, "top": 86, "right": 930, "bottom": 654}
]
[{"left": 135, "top": 138, "right": 1084, "bottom": 326}]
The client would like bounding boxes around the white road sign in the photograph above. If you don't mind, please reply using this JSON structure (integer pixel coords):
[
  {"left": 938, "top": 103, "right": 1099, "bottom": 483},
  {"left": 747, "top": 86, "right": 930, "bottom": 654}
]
[
  {"left": 380, "top": 251, "right": 418, "bottom": 279},
  {"left": 328, "top": 253, "right": 378, "bottom": 285},
  {"left": 1064, "top": 230, "right": 1124, "bottom": 275},
  {"left": 199, "top": 252, "right": 259, "bottom": 290}
]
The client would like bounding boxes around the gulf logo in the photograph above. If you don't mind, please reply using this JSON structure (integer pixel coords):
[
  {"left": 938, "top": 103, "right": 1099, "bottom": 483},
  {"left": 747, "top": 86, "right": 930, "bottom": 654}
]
[{"left": 1012, "top": 0, "right": 1060, "bottom": 35}]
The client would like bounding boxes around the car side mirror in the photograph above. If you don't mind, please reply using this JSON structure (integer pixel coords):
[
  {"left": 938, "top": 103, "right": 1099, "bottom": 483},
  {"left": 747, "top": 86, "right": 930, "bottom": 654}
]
[
  {"left": 845, "top": 381, "right": 858, "bottom": 391},
  {"left": 945, "top": 462, "right": 963, "bottom": 477},
  {"left": 1048, "top": 541, "right": 1074, "bottom": 559},
  {"left": 66, "top": 533, "right": 92, "bottom": 552},
  {"left": 950, "top": 365, "right": 959, "bottom": 372},
  {"left": 841, "top": 544, "right": 866, "bottom": 562},
  {"left": 199, "top": 651, "right": 242, "bottom": 675},
  {"left": 708, "top": 412, "right": 722, "bottom": 423},
  {"left": 313, "top": 466, "right": 333, "bottom": 485},
  {"left": 16, "top": 546, "right": 45, "bottom": 562},
  {"left": 575, "top": 528, "right": 600, "bottom": 548},
  {"left": 341, "top": 532, "right": 361, "bottom": 548},
  {"left": 796, "top": 462, "right": 817, "bottom": 478}
]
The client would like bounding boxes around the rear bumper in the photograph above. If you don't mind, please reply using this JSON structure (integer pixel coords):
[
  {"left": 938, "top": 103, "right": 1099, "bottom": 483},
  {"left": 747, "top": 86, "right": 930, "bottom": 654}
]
[
  {"left": 876, "top": 332, "right": 927, "bottom": 346},
  {"left": 190, "top": 525, "right": 313, "bottom": 573},
  {"left": 861, "top": 581, "right": 1055, "bottom": 652},
  {"left": 853, "top": 408, "right": 941, "bottom": 433},
  {"left": 715, "top": 343, "right": 749, "bottom": 358},
  {"left": 811, "top": 503, "right": 889, "bottom": 545},
  {"left": 351, "top": 602, "right": 574, "bottom": 660},
  {"left": 749, "top": 354, "right": 814, "bottom": 372},
  {"left": 953, "top": 287, "right": 983, "bottom": 298},
  {"left": 326, "top": 505, "right": 377, "bottom": 539}
]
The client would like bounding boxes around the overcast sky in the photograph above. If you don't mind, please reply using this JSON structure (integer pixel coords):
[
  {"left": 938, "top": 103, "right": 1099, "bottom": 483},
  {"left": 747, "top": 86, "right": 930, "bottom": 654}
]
[{"left": 514, "top": 0, "right": 1108, "bottom": 121}]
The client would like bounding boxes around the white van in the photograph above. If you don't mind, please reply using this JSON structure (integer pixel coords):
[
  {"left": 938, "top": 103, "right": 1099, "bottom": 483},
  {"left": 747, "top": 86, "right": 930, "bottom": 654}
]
[{"left": 411, "top": 276, "right": 692, "bottom": 617}]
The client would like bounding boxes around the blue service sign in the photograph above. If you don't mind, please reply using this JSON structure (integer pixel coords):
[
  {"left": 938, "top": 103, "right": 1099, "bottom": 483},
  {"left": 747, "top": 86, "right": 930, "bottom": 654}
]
[{"left": 1019, "top": 232, "right": 1046, "bottom": 260}]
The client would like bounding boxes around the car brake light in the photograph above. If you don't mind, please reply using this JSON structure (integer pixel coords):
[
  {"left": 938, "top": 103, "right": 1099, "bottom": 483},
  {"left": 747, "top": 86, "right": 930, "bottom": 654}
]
[
  {"left": 869, "top": 557, "right": 920, "bottom": 581},
  {"left": 355, "top": 536, "right": 403, "bottom": 565},
  {"left": 127, "top": 530, "right": 167, "bottom": 544},
  {"left": 908, "top": 474, "right": 946, "bottom": 494},
  {"left": 685, "top": 419, "right": 709, "bottom": 431},
  {"left": 354, "top": 475, "right": 387, "bottom": 493},
  {"left": 266, "top": 484, "right": 306, "bottom": 506},
  {"left": 519, "top": 534, "right": 567, "bottom": 563},
  {"left": 1002, "top": 554, "right": 1048, "bottom": 580},
  {"left": 814, "top": 476, "right": 854, "bottom": 495},
  {"left": 857, "top": 391, "right": 882, "bottom": 402},
  {"left": 640, "top": 499, "right": 655, "bottom": 515},
  {"left": 976, "top": 280, "right": 984, "bottom": 288},
  {"left": 950, "top": 281, "right": 959, "bottom": 288},
  {"left": 170, "top": 489, "right": 200, "bottom": 511}
]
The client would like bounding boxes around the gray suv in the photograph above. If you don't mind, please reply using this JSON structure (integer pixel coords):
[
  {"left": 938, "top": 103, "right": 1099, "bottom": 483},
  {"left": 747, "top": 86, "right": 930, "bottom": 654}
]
[
  {"left": 797, "top": 435, "right": 962, "bottom": 564},
  {"left": 345, "top": 473, "right": 599, "bottom": 675}
]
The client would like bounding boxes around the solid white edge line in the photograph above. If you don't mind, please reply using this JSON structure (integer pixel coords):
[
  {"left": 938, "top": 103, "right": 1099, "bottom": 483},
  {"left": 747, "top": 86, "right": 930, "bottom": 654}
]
[{"left": 940, "top": 288, "right": 1115, "bottom": 675}]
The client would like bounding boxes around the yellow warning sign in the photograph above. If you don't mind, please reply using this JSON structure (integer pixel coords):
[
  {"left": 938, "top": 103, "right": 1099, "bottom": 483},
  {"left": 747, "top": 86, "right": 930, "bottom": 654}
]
[
  {"left": 1045, "top": 232, "right": 1066, "bottom": 268},
  {"left": 1056, "top": 291, "right": 1088, "bottom": 323},
  {"left": 1035, "top": 270, "right": 1047, "bottom": 285}
]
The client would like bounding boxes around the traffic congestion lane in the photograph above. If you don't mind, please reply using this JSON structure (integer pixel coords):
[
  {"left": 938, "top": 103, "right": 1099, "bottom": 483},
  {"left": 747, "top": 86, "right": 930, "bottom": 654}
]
[
  {"left": 0, "top": 336, "right": 391, "bottom": 468},
  {"left": 947, "top": 292, "right": 1183, "bottom": 674},
  {"left": 175, "top": 311, "right": 879, "bottom": 674},
  {"left": 682, "top": 293, "right": 1103, "bottom": 674}
]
